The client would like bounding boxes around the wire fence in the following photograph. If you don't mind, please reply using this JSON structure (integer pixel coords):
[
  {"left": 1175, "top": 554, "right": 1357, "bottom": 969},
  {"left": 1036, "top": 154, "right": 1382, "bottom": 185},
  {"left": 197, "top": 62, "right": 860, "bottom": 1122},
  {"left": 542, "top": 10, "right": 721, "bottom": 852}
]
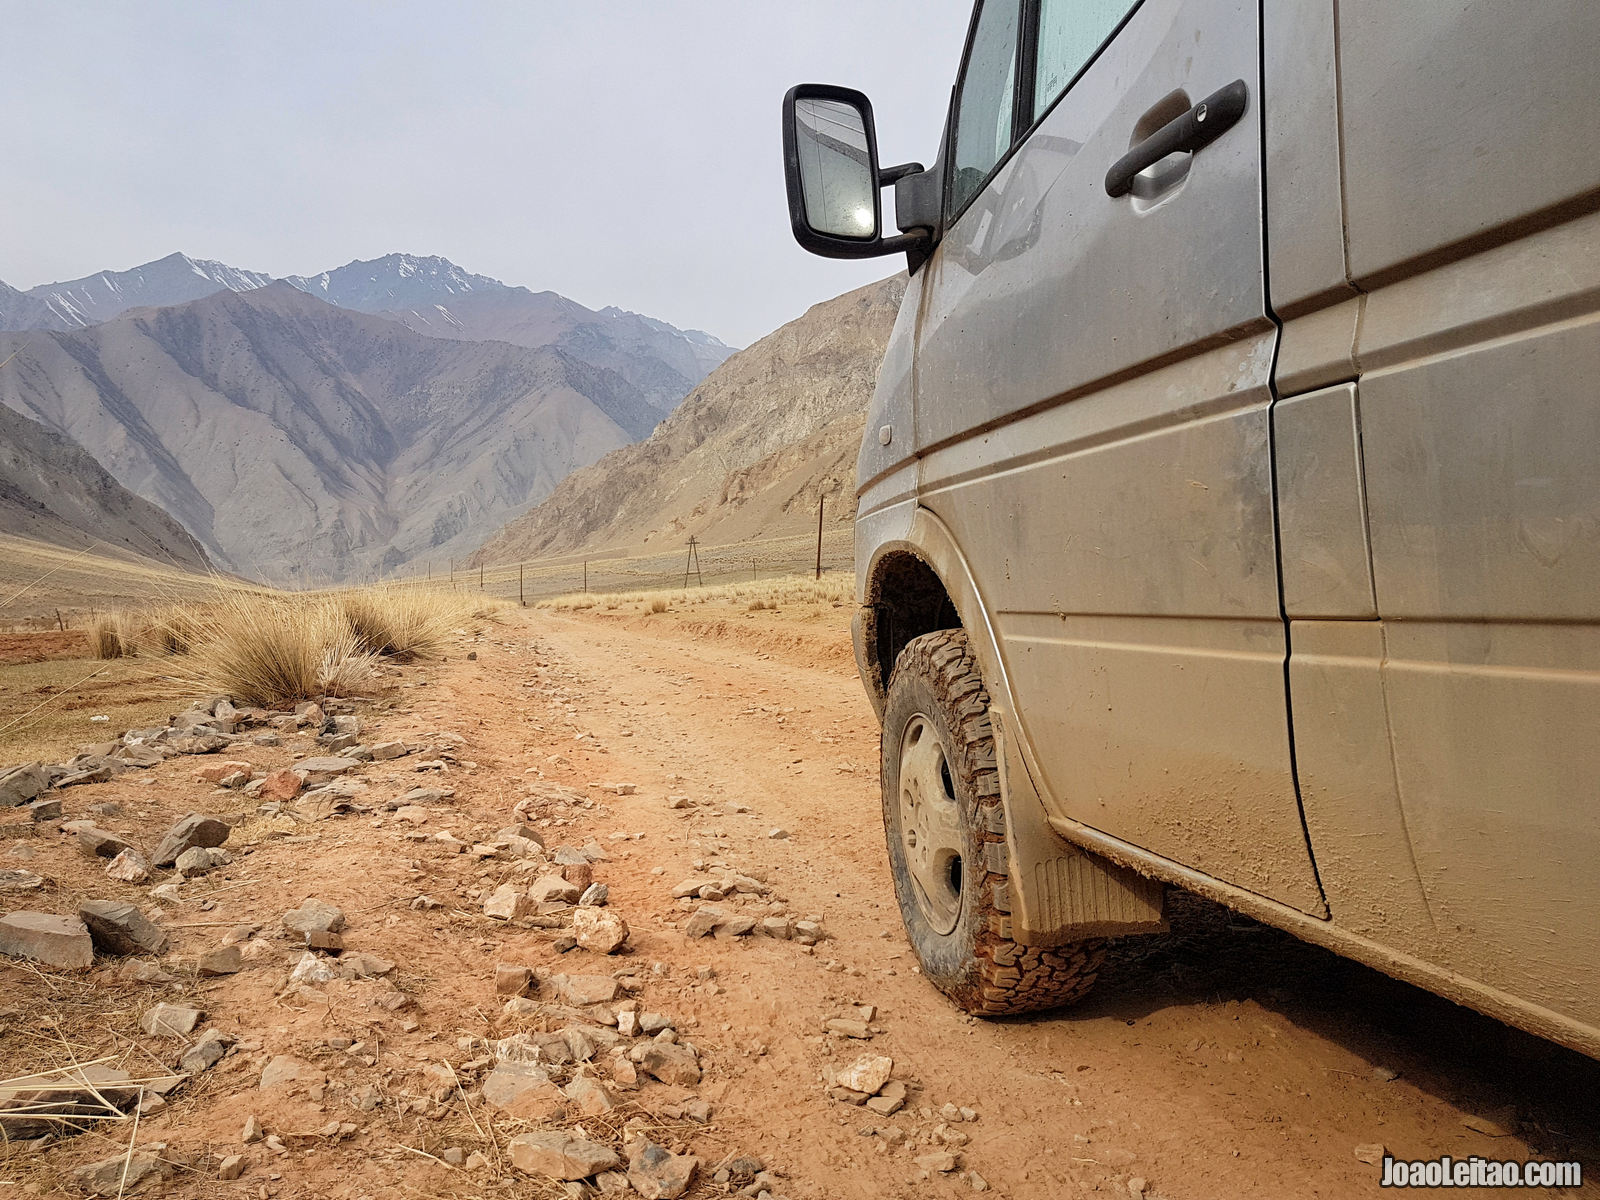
[{"left": 403, "top": 526, "right": 858, "bottom": 605}]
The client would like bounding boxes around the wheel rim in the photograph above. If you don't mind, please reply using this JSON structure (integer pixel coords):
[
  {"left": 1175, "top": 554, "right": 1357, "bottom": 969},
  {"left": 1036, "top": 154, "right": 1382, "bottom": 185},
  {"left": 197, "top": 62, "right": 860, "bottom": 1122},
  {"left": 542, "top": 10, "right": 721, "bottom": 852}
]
[{"left": 897, "top": 714, "right": 965, "bottom": 936}]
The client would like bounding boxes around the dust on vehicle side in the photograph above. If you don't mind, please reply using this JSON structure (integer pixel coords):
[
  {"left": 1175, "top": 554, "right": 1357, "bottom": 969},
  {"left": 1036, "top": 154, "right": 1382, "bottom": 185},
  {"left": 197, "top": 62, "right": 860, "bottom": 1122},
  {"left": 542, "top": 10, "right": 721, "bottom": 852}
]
[{"left": 782, "top": 0, "right": 1600, "bottom": 1059}]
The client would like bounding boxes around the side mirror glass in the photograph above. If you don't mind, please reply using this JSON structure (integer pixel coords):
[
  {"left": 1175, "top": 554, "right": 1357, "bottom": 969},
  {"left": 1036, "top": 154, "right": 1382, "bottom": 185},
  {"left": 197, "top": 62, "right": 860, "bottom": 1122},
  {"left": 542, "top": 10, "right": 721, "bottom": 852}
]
[{"left": 791, "top": 94, "right": 879, "bottom": 240}]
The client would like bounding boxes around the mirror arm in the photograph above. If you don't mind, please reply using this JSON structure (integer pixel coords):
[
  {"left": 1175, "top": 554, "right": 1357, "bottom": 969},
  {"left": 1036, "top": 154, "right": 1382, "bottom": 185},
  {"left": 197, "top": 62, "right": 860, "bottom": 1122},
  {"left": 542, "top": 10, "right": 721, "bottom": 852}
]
[
  {"left": 877, "top": 230, "right": 931, "bottom": 254},
  {"left": 878, "top": 161, "right": 925, "bottom": 187}
]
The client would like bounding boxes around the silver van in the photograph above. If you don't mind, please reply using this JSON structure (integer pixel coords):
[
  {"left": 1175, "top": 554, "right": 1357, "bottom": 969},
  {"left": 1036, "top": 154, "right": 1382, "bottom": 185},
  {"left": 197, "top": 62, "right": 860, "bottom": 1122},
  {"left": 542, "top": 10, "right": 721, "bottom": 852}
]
[{"left": 782, "top": 0, "right": 1600, "bottom": 1060}]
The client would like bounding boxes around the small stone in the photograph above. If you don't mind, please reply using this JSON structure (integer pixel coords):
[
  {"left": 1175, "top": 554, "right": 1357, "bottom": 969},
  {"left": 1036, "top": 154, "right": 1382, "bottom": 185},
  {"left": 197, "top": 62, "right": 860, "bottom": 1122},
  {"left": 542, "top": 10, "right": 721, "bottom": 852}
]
[
  {"left": 484, "top": 884, "right": 533, "bottom": 920},
  {"left": 191, "top": 761, "right": 252, "bottom": 786},
  {"left": 218, "top": 1154, "right": 246, "bottom": 1180},
  {"left": 180, "top": 1031, "right": 231, "bottom": 1072},
  {"left": 969, "top": 1169, "right": 991, "bottom": 1191},
  {"left": 553, "top": 973, "right": 620, "bottom": 1006},
  {"left": 531, "top": 873, "right": 581, "bottom": 904},
  {"left": 441, "top": 1146, "right": 465, "bottom": 1166},
  {"left": 78, "top": 900, "right": 169, "bottom": 955},
  {"left": 258, "top": 768, "right": 304, "bottom": 801},
  {"left": 290, "top": 756, "right": 362, "bottom": 783},
  {"left": 282, "top": 898, "right": 346, "bottom": 935},
  {"left": 683, "top": 905, "right": 724, "bottom": 938},
  {"left": 834, "top": 1054, "right": 893, "bottom": 1095},
  {"left": 573, "top": 907, "right": 630, "bottom": 954},
  {"left": 306, "top": 928, "right": 344, "bottom": 953},
  {"left": 579, "top": 882, "right": 609, "bottom": 906},
  {"left": 28, "top": 796, "right": 62, "bottom": 822},
  {"left": 1128, "top": 1176, "right": 1147, "bottom": 1197},
  {"left": 242, "top": 1114, "right": 263, "bottom": 1142},
  {"left": 175, "top": 845, "right": 231, "bottom": 876},
  {"left": 865, "top": 1079, "right": 907, "bottom": 1115},
  {"left": 916, "top": 1150, "right": 959, "bottom": 1173},
  {"left": 507, "top": 1130, "right": 620, "bottom": 1180},
  {"left": 0, "top": 911, "right": 94, "bottom": 969},
  {"left": 1354, "top": 1143, "right": 1388, "bottom": 1165},
  {"left": 0, "top": 869, "right": 43, "bottom": 893},
  {"left": 288, "top": 950, "right": 339, "bottom": 984},
  {"left": 0, "top": 762, "right": 49, "bottom": 807},
  {"left": 563, "top": 1073, "right": 615, "bottom": 1115},
  {"left": 767, "top": 827, "right": 790, "bottom": 840},
  {"left": 140, "top": 1002, "right": 203, "bottom": 1036},
  {"left": 77, "top": 827, "right": 134, "bottom": 860},
  {"left": 628, "top": 1141, "right": 699, "bottom": 1199},
  {"left": 369, "top": 741, "right": 408, "bottom": 761},
  {"left": 495, "top": 963, "right": 533, "bottom": 995},
  {"left": 481, "top": 1062, "right": 565, "bottom": 1119},
  {"left": 105, "top": 848, "right": 152, "bottom": 883},
  {"left": 198, "top": 945, "right": 243, "bottom": 976},
  {"left": 638, "top": 1042, "right": 701, "bottom": 1086},
  {"left": 152, "top": 812, "right": 231, "bottom": 866},
  {"left": 74, "top": 1150, "right": 169, "bottom": 1196},
  {"left": 259, "top": 1055, "right": 325, "bottom": 1091}
]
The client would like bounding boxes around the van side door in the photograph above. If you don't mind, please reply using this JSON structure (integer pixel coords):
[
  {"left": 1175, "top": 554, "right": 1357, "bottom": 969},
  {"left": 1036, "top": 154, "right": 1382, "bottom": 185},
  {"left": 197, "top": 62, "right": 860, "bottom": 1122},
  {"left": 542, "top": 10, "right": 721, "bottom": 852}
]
[{"left": 913, "top": 0, "right": 1326, "bottom": 913}]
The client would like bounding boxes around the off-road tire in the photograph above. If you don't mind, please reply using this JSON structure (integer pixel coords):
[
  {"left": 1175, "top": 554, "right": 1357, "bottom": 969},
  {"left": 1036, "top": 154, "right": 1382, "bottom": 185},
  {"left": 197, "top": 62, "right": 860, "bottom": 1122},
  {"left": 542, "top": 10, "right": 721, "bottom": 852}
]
[{"left": 882, "top": 629, "right": 1104, "bottom": 1015}]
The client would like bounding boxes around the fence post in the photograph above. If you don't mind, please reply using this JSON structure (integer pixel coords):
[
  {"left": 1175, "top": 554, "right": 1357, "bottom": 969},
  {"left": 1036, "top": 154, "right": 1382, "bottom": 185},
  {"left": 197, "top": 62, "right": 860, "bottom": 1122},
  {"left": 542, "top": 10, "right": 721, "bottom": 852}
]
[
  {"left": 520, "top": 562, "right": 525, "bottom": 606},
  {"left": 583, "top": 560, "right": 588, "bottom": 593},
  {"left": 815, "top": 494, "right": 825, "bottom": 581},
  {"left": 479, "top": 564, "right": 484, "bottom": 591}
]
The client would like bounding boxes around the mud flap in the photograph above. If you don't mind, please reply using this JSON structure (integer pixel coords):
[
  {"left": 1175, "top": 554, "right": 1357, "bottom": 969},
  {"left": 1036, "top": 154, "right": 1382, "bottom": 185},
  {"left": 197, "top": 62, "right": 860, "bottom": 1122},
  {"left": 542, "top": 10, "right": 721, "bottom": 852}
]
[{"left": 993, "top": 709, "right": 1168, "bottom": 945}]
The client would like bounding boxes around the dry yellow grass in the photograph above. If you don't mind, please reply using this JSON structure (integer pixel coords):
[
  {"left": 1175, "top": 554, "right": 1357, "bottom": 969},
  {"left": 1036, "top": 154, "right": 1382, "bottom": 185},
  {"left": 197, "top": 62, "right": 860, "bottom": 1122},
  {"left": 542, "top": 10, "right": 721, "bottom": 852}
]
[
  {"left": 536, "top": 570, "right": 854, "bottom": 614},
  {"left": 338, "top": 585, "right": 475, "bottom": 659}
]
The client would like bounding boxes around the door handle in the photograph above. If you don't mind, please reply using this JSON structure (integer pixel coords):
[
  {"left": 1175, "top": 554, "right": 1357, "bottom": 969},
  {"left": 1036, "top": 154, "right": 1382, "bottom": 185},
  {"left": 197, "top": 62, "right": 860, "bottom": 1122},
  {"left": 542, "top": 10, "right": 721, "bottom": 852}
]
[{"left": 1104, "top": 80, "right": 1249, "bottom": 198}]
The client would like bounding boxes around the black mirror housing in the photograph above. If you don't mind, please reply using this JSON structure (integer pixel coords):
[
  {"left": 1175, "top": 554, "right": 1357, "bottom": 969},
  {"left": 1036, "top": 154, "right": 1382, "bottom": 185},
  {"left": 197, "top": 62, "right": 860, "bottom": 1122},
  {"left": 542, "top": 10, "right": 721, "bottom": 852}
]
[{"left": 782, "top": 83, "right": 930, "bottom": 260}]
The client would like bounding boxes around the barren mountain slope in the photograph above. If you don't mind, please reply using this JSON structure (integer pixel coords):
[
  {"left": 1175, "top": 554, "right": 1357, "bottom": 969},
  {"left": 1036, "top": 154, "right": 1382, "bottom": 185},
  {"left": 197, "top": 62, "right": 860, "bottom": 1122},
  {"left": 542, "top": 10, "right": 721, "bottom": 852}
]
[
  {"left": 20, "top": 252, "right": 274, "bottom": 329},
  {"left": 0, "top": 284, "right": 658, "bottom": 582},
  {"left": 285, "top": 254, "right": 734, "bottom": 412},
  {"left": 0, "top": 401, "right": 209, "bottom": 569},
  {"left": 471, "top": 274, "right": 905, "bottom": 563}
]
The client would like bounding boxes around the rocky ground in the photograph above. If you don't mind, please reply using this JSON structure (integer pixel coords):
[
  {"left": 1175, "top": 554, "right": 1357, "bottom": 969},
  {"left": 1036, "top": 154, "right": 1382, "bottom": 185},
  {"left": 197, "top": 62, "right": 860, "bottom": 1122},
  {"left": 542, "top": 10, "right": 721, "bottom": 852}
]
[{"left": 2, "top": 604, "right": 1598, "bottom": 1199}]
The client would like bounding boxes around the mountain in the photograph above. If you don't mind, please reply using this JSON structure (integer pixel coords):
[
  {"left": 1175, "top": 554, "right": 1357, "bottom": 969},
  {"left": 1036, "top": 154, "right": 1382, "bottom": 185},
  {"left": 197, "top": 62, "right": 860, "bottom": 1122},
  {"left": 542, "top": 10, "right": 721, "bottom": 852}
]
[
  {"left": 0, "top": 283, "right": 660, "bottom": 582},
  {"left": 22, "top": 252, "right": 273, "bottom": 329},
  {"left": 0, "top": 399, "right": 208, "bottom": 569},
  {"left": 284, "top": 254, "right": 734, "bottom": 412},
  {"left": 0, "top": 280, "right": 73, "bottom": 333},
  {"left": 470, "top": 274, "right": 906, "bottom": 564}
]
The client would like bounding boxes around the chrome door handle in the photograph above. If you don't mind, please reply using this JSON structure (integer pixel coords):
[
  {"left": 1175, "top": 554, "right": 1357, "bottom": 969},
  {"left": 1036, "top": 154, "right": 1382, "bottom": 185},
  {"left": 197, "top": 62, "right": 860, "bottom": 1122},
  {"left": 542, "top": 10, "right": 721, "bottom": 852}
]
[{"left": 1104, "top": 80, "right": 1249, "bottom": 198}]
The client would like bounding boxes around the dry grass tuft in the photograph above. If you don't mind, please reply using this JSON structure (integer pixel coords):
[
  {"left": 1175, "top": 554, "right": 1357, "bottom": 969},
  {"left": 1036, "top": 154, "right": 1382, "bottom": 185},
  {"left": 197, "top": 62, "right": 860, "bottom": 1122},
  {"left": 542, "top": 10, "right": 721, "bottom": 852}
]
[
  {"left": 338, "top": 586, "right": 474, "bottom": 660},
  {"left": 86, "top": 614, "right": 129, "bottom": 660},
  {"left": 537, "top": 570, "right": 854, "bottom": 613}
]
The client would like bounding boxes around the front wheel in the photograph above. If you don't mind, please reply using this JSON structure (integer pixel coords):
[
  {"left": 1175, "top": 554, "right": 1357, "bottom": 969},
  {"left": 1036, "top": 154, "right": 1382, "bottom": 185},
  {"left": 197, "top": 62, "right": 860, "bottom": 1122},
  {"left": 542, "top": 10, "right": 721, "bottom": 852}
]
[{"left": 881, "top": 629, "right": 1103, "bottom": 1015}]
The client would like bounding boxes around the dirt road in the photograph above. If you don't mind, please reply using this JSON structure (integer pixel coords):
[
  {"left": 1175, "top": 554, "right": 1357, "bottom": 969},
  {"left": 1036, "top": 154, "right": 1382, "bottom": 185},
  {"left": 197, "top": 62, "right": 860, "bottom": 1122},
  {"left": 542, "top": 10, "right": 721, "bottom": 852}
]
[{"left": 4, "top": 603, "right": 1597, "bottom": 1199}]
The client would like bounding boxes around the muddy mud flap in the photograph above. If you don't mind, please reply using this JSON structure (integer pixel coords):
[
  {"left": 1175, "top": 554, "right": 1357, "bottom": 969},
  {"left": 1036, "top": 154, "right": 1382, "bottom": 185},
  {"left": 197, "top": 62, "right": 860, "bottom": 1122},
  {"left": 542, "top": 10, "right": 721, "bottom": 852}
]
[{"left": 993, "top": 709, "right": 1168, "bottom": 945}]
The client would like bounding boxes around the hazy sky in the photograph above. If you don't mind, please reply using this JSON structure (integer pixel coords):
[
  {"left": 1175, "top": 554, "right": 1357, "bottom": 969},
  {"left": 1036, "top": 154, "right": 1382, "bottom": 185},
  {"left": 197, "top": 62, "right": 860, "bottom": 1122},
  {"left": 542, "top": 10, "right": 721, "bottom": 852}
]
[{"left": 0, "top": 2, "right": 973, "bottom": 347}]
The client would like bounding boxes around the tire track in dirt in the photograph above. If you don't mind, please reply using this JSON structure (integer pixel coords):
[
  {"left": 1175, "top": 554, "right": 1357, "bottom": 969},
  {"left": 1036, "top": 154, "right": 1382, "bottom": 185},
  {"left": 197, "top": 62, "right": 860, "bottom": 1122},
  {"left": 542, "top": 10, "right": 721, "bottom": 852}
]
[{"left": 526, "top": 609, "right": 1600, "bottom": 1199}]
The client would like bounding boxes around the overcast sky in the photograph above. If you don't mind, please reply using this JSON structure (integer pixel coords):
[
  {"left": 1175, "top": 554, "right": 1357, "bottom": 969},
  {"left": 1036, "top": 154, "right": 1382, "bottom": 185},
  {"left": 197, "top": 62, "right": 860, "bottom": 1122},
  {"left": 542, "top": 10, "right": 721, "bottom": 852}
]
[{"left": 0, "top": 2, "right": 973, "bottom": 347}]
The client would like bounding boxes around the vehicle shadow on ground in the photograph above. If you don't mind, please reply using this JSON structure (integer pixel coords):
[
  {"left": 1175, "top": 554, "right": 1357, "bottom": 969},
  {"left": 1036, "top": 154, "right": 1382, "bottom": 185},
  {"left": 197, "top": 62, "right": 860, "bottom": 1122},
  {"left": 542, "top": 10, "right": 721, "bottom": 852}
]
[{"left": 1017, "top": 890, "right": 1600, "bottom": 1165}]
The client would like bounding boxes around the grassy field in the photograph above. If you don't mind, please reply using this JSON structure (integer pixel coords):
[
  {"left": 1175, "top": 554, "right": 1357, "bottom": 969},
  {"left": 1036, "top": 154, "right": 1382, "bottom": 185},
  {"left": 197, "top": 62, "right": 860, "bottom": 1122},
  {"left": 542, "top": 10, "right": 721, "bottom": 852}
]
[
  {"left": 0, "top": 533, "right": 244, "bottom": 629},
  {"left": 536, "top": 569, "right": 855, "bottom": 614}
]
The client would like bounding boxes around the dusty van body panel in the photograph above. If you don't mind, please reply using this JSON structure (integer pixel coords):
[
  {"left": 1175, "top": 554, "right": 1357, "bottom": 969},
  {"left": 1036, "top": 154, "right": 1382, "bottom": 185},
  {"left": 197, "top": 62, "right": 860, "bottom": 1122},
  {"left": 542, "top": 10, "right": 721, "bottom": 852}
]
[{"left": 837, "top": 0, "right": 1600, "bottom": 1055}]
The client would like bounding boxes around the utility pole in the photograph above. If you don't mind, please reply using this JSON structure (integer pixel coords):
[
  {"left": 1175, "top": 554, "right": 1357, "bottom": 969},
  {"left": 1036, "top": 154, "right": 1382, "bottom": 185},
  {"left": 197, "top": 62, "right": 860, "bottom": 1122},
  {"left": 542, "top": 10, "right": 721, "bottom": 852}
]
[
  {"left": 752, "top": 558, "right": 757, "bottom": 583},
  {"left": 583, "top": 560, "right": 588, "bottom": 593},
  {"left": 815, "top": 493, "right": 826, "bottom": 580},
  {"left": 479, "top": 563, "right": 484, "bottom": 591},
  {"left": 449, "top": 559, "right": 454, "bottom": 584},
  {"left": 519, "top": 562, "right": 525, "bottom": 607},
  {"left": 683, "top": 536, "right": 703, "bottom": 588}
]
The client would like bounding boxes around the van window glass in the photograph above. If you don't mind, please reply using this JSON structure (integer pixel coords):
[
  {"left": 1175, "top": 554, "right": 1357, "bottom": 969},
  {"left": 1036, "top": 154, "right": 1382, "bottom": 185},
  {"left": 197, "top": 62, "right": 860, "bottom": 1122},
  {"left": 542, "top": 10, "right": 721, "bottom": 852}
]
[
  {"left": 1034, "top": 0, "right": 1136, "bottom": 113},
  {"left": 950, "top": 0, "right": 1022, "bottom": 218}
]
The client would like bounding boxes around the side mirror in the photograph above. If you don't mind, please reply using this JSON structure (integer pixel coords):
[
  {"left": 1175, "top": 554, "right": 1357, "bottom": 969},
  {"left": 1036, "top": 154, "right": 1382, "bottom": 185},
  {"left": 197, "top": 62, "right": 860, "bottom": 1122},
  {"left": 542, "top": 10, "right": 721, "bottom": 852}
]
[{"left": 782, "top": 84, "right": 929, "bottom": 260}]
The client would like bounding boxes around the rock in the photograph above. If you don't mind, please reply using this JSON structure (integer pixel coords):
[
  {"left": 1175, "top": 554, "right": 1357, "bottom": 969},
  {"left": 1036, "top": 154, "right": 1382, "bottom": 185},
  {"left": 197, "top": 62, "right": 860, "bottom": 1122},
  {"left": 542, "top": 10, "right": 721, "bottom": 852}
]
[
  {"left": 638, "top": 1042, "right": 701, "bottom": 1086},
  {"left": 0, "top": 762, "right": 49, "bottom": 807},
  {"left": 74, "top": 1150, "right": 170, "bottom": 1196},
  {"left": 530, "top": 874, "right": 580, "bottom": 904},
  {"left": 714, "top": 914, "right": 756, "bottom": 938},
  {"left": 140, "top": 1003, "right": 202, "bottom": 1036},
  {"left": 573, "top": 908, "right": 630, "bottom": 954},
  {"left": 825, "top": 1018, "right": 872, "bottom": 1039},
  {"left": 28, "top": 796, "right": 62, "bottom": 822},
  {"left": 0, "top": 868, "right": 43, "bottom": 897},
  {"left": 484, "top": 884, "right": 533, "bottom": 920},
  {"left": 579, "top": 882, "right": 609, "bottom": 907},
  {"left": 552, "top": 974, "right": 620, "bottom": 1006},
  {"left": 638, "top": 1012, "right": 672, "bottom": 1034},
  {"left": 0, "top": 911, "right": 94, "bottom": 969},
  {"left": 180, "top": 1030, "right": 231, "bottom": 1072},
  {"left": 834, "top": 1054, "right": 893, "bottom": 1095},
  {"left": 1354, "top": 1143, "right": 1388, "bottom": 1165},
  {"left": 258, "top": 768, "right": 304, "bottom": 801},
  {"left": 259, "top": 1055, "right": 325, "bottom": 1091},
  {"left": 369, "top": 741, "right": 408, "bottom": 761},
  {"left": 628, "top": 1142, "right": 699, "bottom": 1199},
  {"left": 288, "top": 951, "right": 339, "bottom": 984},
  {"left": 616, "top": 1010, "right": 641, "bottom": 1037},
  {"left": 282, "top": 898, "right": 346, "bottom": 935},
  {"left": 290, "top": 756, "right": 362, "bottom": 783},
  {"left": 192, "top": 761, "right": 252, "bottom": 786},
  {"left": 481, "top": 1063, "right": 566, "bottom": 1119},
  {"left": 242, "top": 1114, "right": 263, "bottom": 1142},
  {"left": 768, "top": 827, "right": 790, "bottom": 840},
  {"left": 507, "top": 1130, "right": 620, "bottom": 1180},
  {"left": 563, "top": 1073, "right": 615, "bottom": 1115},
  {"left": 152, "top": 812, "right": 231, "bottom": 866},
  {"left": 198, "top": 945, "right": 243, "bottom": 976},
  {"left": 218, "top": 1154, "right": 245, "bottom": 1180},
  {"left": 495, "top": 963, "right": 533, "bottom": 995},
  {"left": 684, "top": 905, "right": 725, "bottom": 938},
  {"left": 77, "top": 827, "right": 134, "bottom": 860},
  {"left": 758, "top": 916, "right": 793, "bottom": 939},
  {"left": 916, "top": 1151, "right": 960, "bottom": 1173},
  {"left": 866, "top": 1079, "right": 907, "bottom": 1115},
  {"left": 294, "top": 701, "right": 325, "bottom": 728},
  {"left": 78, "top": 900, "right": 169, "bottom": 955},
  {"left": 105, "top": 848, "right": 152, "bottom": 883},
  {"left": 175, "top": 846, "right": 231, "bottom": 877},
  {"left": 793, "top": 919, "right": 824, "bottom": 945}
]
